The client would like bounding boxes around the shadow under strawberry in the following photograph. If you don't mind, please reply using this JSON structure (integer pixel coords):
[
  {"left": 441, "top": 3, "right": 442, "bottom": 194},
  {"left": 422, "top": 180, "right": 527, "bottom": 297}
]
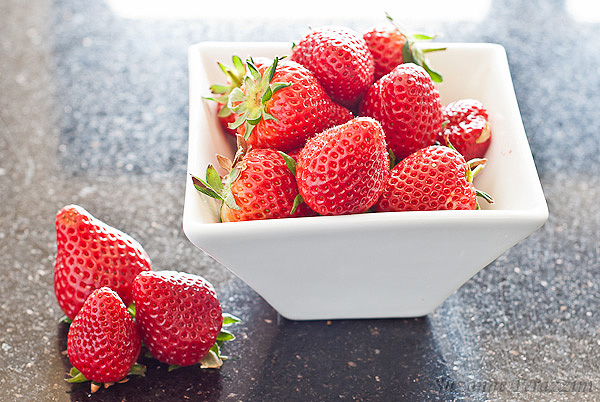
[{"left": 57, "top": 327, "right": 224, "bottom": 402}]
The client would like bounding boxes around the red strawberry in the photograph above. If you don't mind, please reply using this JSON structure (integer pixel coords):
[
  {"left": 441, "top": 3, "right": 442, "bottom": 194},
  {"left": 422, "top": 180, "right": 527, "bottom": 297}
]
[
  {"left": 363, "top": 24, "right": 407, "bottom": 81},
  {"left": 290, "top": 26, "right": 374, "bottom": 109},
  {"left": 286, "top": 147, "right": 303, "bottom": 162},
  {"left": 133, "top": 271, "right": 223, "bottom": 367},
  {"left": 66, "top": 287, "right": 143, "bottom": 390},
  {"left": 327, "top": 101, "right": 354, "bottom": 126},
  {"left": 373, "top": 145, "right": 493, "bottom": 212},
  {"left": 54, "top": 205, "right": 152, "bottom": 320},
  {"left": 359, "top": 63, "right": 443, "bottom": 160},
  {"left": 363, "top": 13, "right": 445, "bottom": 81},
  {"left": 192, "top": 141, "right": 313, "bottom": 221},
  {"left": 439, "top": 99, "right": 492, "bottom": 161},
  {"left": 296, "top": 117, "right": 389, "bottom": 216},
  {"left": 229, "top": 58, "right": 352, "bottom": 153}
]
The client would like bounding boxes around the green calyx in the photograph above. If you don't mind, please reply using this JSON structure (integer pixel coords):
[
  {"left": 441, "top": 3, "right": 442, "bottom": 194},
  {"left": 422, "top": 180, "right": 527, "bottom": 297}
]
[
  {"left": 204, "top": 55, "right": 247, "bottom": 120},
  {"left": 66, "top": 364, "right": 146, "bottom": 393},
  {"left": 385, "top": 12, "right": 446, "bottom": 83},
  {"left": 444, "top": 141, "right": 494, "bottom": 209},
  {"left": 227, "top": 57, "right": 291, "bottom": 140},
  {"left": 466, "top": 157, "right": 494, "bottom": 209},
  {"left": 191, "top": 137, "right": 251, "bottom": 212}
]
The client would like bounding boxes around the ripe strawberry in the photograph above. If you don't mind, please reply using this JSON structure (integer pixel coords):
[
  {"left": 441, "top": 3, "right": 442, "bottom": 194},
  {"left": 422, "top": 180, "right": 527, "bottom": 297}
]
[
  {"left": 228, "top": 58, "right": 352, "bottom": 153},
  {"left": 327, "top": 101, "right": 354, "bottom": 126},
  {"left": 359, "top": 63, "right": 443, "bottom": 160},
  {"left": 66, "top": 287, "right": 143, "bottom": 390},
  {"left": 296, "top": 117, "right": 389, "bottom": 216},
  {"left": 192, "top": 140, "right": 312, "bottom": 221},
  {"left": 133, "top": 271, "right": 223, "bottom": 367},
  {"left": 54, "top": 205, "right": 152, "bottom": 320},
  {"left": 290, "top": 26, "right": 374, "bottom": 109},
  {"left": 439, "top": 99, "right": 492, "bottom": 161},
  {"left": 373, "top": 145, "right": 493, "bottom": 212},
  {"left": 363, "top": 13, "right": 445, "bottom": 81}
]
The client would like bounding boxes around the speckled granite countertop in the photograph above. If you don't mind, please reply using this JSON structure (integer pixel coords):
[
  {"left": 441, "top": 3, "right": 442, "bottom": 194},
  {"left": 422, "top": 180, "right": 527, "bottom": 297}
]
[{"left": 1, "top": 0, "right": 599, "bottom": 401}]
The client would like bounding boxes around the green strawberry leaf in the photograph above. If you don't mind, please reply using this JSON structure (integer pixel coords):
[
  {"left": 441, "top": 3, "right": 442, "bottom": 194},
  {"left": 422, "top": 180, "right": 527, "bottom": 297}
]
[
  {"left": 388, "top": 148, "right": 397, "bottom": 169},
  {"left": 262, "top": 110, "right": 279, "bottom": 122},
  {"left": 217, "top": 104, "right": 232, "bottom": 118},
  {"left": 228, "top": 110, "right": 249, "bottom": 131},
  {"left": 278, "top": 151, "right": 297, "bottom": 176},
  {"left": 60, "top": 315, "right": 72, "bottom": 325},
  {"left": 291, "top": 194, "right": 304, "bottom": 215},
  {"left": 411, "top": 33, "right": 437, "bottom": 40},
  {"left": 209, "top": 84, "right": 231, "bottom": 95},
  {"left": 222, "top": 313, "right": 242, "bottom": 326},
  {"left": 66, "top": 367, "right": 88, "bottom": 383},
  {"left": 206, "top": 165, "right": 224, "bottom": 193},
  {"left": 476, "top": 189, "right": 494, "bottom": 204},
  {"left": 402, "top": 40, "right": 414, "bottom": 65},
  {"left": 422, "top": 46, "right": 447, "bottom": 54},
  {"left": 216, "top": 329, "right": 235, "bottom": 342},
  {"left": 191, "top": 174, "right": 223, "bottom": 200},
  {"left": 422, "top": 61, "right": 443, "bottom": 83},
  {"left": 127, "top": 303, "right": 136, "bottom": 319},
  {"left": 246, "top": 61, "right": 261, "bottom": 81}
]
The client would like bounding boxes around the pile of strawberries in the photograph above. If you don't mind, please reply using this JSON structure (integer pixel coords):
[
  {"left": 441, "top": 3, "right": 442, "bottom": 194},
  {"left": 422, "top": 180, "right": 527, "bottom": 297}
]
[
  {"left": 53, "top": 205, "right": 239, "bottom": 393},
  {"left": 197, "top": 16, "right": 493, "bottom": 221}
]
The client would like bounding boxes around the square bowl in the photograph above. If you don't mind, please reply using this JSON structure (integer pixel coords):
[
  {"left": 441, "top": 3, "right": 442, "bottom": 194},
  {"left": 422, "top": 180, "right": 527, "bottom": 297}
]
[{"left": 183, "top": 42, "right": 548, "bottom": 320}]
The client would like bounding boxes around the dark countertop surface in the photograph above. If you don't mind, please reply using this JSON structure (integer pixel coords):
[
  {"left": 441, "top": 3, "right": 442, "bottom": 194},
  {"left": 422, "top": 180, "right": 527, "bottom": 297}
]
[{"left": 1, "top": 0, "right": 599, "bottom": 401}]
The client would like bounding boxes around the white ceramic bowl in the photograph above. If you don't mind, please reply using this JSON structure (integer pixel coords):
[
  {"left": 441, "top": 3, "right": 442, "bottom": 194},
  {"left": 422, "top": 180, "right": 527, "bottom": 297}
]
[{"left": 183, "top": 42, "right": 548, "bottom": 320}]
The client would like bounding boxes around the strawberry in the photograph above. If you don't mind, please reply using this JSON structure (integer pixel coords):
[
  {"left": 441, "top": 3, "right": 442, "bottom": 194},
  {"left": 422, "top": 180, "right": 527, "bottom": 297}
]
[
  {"left": 290, "top": 26, "right": 374, "bottom": 109},
  {"left": 296, "top": 117, "right": 389, "bottom": 216},
  {"left": 373, "top": 145, "right": 493, "bottom": 212},
  {"left": 208, "top": 56, "right": 271, "bottom": 136},
  {"left": 192, "top": 139, "right": 312, "bottom": 221},
  {"left": 359, "top": 63, "right": 443, "bottom": 160},
  {"left": 132, "top": 271, "right": 223, "bottom": 367},
  {"left": 363, "top": 13, "right": 445, "bottom": 81},
  {"left": 228, "top": 58, "right": 352, "bottom": 152},
  {"left": 439, "top": 99, "right": 492, "bottom": 161},
  {"left": 66, "top": 287, "right": 144, "bottom": 391},
  {"left": 54, "top": 205, "right": 152, "bottom": 320},
  {"left": 327, "top": 101, "right": 355, "bottom": 127}
]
